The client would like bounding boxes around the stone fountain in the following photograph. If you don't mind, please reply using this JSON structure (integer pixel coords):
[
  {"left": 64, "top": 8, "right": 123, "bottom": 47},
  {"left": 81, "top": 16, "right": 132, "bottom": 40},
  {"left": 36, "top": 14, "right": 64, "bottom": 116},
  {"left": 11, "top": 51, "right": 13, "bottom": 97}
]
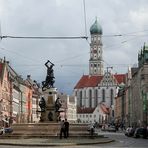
[{"left": 1, "top": 60, "right": 89, "bottom": 138}]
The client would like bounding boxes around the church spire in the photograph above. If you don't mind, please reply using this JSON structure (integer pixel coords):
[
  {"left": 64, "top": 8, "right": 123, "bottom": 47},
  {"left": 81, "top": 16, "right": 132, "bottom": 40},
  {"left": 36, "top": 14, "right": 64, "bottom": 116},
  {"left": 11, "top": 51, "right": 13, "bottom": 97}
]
[{"left": 89, "top": 18, "right": 104, "bottom": 75}]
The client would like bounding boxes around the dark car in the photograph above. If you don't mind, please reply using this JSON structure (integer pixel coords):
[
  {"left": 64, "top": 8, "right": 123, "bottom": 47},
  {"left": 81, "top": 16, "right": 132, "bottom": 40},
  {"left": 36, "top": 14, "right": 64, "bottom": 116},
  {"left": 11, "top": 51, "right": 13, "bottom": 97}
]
[{"left": 134, "top": 127, "right": 148, "bottom": 138}]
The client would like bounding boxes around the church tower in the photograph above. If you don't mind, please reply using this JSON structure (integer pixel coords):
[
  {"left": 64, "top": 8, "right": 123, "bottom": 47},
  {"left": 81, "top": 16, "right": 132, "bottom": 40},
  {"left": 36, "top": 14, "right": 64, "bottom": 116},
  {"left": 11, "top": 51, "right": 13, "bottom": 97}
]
[{"left": 89, "top": 18, "right": 104, "bottom": 75}]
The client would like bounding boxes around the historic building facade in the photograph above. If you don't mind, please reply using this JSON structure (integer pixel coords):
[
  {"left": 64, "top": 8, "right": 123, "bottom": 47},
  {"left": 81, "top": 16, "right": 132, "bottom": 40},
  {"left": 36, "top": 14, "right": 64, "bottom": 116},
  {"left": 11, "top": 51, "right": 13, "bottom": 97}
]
[
  {"left": 74, "top": 19, "right": 126, "bottom": 124},
  {"left": 115, "top": 43, "right": 148, "bottom": 128},
  {"left": 129, "top": 43, "right": 148, "bottom": 127},
  {"left": 0, "top": 59, "right": 11, "bottom": 127},
  {"left": 0, "top": 58, "right": 41, "bottom": 126},
  {"left": 58, "top": 93, "right": 77, "bottom": 123}
]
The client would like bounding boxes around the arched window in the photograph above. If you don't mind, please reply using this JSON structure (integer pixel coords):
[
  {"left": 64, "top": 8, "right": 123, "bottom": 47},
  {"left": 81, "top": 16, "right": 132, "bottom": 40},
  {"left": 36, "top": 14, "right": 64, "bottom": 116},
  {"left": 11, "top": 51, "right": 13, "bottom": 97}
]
[
  {"left": 89, "top": 89, "right": 92, "bottom": 108},
  {"left": 102, "top": 89, "right": 105, "bottom": 102},
  {"left": 110, "top": 89, "right": 114, "bottom": 105},
  {"left": 94, "top": 89, "right": 98, "bottom": 107},
  {"left": 75, "top": 90, "right": 77, "bottom": 96},
  {"left": 80, "top": 91, "right": 82, "bottom": 107}
]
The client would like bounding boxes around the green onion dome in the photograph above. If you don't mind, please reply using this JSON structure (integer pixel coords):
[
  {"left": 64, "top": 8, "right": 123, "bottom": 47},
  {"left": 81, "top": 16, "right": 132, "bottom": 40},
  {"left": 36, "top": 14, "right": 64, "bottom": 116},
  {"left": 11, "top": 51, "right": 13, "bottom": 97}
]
[{"left": 90, "top": 19, "right": 102, "bottom": 35}]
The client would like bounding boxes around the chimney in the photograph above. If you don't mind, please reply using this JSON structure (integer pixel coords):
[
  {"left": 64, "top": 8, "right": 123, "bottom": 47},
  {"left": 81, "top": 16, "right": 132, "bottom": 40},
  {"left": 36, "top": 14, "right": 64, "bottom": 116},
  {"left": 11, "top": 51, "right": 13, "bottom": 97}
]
[
  {"left": 27, "top": 75, "right": 31, "bottom": 79},
  {"left": 3, "top": 56, "right": 6, "bottom": 63}
]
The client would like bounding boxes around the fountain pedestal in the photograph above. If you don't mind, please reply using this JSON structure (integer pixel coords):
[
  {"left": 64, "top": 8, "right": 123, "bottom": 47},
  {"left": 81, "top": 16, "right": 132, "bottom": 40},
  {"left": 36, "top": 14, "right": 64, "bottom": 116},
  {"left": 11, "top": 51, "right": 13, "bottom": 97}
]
[{"left": 40, "top": 87, "right": 59, "bottom": 122}]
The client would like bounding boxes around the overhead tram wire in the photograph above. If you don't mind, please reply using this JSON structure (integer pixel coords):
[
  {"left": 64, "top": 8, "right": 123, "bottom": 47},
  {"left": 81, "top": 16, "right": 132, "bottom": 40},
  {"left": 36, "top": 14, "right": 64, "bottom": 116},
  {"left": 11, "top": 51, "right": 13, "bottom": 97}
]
[
  {"left": 0, "top": 46, "right": 40, "bottom": 63},
  {"left": 1, "top": 30, "right": 148, "bottom": 41},
  {"left": 0, "top": 35, "right": 88, "bottom": 40}
]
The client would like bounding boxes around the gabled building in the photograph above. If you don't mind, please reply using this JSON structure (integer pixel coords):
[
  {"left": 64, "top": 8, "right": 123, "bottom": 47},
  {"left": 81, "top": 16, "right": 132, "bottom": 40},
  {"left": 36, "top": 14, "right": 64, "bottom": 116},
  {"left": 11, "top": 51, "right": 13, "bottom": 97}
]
[
  {"left": 0, "top": 59, "right": 11, "bottom": 127},
  {"left": 77, "top": 102, "right": 110, "bottom": 124}
]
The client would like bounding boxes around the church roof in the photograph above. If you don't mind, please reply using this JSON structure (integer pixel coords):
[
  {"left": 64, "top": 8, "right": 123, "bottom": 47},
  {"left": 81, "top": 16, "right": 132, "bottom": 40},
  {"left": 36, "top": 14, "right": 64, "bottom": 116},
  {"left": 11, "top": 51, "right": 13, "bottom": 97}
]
[
  {"left": 74, "top": 74, "right": 126, "bottom": 89},
  {"left": 114, "top": 74, "right": 126, "bottom": 84},
  {"left": 74, "top": 75, "right": 103, "bottom": 89},
  {"left": 77, "top": 107, "right": 95, "bottom": 114}
]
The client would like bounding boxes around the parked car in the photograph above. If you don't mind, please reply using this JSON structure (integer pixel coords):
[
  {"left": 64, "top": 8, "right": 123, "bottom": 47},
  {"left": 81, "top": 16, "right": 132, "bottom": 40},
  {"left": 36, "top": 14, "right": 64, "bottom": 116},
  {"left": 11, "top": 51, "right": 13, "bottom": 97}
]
[
  {"left": 134, "top": 127, "right": 148, "bottom": 138},
  {"left": 101, "top": 124, "right": 116, "bottom": 132},
  {"left": 108, "top": 126, "right": 116, "bottom": 132},
  {"left": 0, "top": 127, "right": 13, "bottom": 135},
  {"left": 125, "top": 127, "right": 136, "bottom": 137},
  {"left": 125, "top": 127, "right": 131, "bottom": 136}
]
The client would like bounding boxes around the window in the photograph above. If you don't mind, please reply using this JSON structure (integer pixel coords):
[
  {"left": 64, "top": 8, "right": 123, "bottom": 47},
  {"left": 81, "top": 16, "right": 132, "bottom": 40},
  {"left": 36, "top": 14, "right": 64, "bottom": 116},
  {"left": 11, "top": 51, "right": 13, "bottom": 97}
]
[
  {"left": 94, "top": 36, "right": 96, "bottom": 41},
  {"left": 89, "top": 89, "right": 92, "bottom": 107},
  {"left": 75, "top": 91, "right": 77, "bottom": 96},
  {"left": 80, "top": 91, "right": 82, "bottom": 107},
  {"left": 102, "top": 89, "right": 105, "bottom": 102},
  {"left": 110, "top": 89, "right": 114, "bottom": 105},
  {"left": 112, "top": 110, "right": 114, "bottom": 117},
  {"left": 95, "top": 89, "right": 98, "bottom": 107}
]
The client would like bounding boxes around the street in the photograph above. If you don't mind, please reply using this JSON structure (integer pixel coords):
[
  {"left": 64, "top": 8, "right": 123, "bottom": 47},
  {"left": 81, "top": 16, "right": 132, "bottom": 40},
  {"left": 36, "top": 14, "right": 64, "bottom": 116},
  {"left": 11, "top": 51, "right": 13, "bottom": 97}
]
[{"left": 0, "top": 132, "right": 147, "bottom": 148}]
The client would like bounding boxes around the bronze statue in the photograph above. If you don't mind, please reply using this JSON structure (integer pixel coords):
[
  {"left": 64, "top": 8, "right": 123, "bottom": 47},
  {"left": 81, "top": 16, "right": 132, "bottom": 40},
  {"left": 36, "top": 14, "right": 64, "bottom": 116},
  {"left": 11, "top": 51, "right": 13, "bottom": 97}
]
[
  {"left": 42, "top": 60, "right": 55, "bottom": 91},
  {"left": 39, "top": 97, "right": 46, "bottom": 112},
  {"left": 55, "top": 97, "right": 62, "bottom": 112}
]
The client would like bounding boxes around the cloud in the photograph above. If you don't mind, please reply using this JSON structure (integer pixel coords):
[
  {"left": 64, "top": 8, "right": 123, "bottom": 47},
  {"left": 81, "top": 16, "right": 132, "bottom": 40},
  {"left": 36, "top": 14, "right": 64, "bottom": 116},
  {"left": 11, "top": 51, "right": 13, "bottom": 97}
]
[
  {"left": 0, "top": 0, "right": 148, "bottom": 94},
  {"left": 130, "top": 7, "right": 148, "bottom": 29}
]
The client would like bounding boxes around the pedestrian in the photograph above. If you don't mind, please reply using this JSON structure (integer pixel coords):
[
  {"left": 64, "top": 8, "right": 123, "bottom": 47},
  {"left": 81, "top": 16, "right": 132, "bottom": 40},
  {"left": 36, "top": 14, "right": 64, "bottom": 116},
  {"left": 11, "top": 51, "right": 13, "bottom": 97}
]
[
  {"left": 64, "top": 119, "right": 69, "bottom": 138},
  {"left": 60, "top": 120, "right": 65, "bottom": 139},
  {"left": 90, "top": 125, "right": 94, "bottom": 138}
]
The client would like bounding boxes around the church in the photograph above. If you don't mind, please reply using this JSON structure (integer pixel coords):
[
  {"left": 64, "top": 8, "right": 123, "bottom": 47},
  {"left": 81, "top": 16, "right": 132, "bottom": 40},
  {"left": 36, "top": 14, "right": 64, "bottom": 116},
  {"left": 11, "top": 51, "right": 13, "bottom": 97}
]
[{"left": 74, "top": 19, "right": 126, "bottom": 124}]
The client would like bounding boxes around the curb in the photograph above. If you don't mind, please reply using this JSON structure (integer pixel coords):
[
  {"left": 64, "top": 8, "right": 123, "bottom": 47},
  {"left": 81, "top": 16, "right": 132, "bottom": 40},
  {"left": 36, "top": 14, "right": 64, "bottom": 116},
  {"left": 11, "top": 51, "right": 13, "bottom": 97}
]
[{"left": 0, "top": 139, "right": 115, "bottom": 147}]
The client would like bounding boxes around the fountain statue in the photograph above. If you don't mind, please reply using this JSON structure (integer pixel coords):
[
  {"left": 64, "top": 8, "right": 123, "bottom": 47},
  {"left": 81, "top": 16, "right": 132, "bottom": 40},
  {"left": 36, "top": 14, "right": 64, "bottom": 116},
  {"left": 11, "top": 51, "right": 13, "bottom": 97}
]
[{"left": 39, "top": 60, "right": 62, "bottom": 122}]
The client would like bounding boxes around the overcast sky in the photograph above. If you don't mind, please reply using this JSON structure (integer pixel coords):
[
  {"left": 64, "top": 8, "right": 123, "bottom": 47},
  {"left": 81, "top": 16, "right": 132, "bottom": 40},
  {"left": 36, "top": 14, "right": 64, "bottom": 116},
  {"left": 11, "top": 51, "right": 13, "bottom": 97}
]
[{"left": 0, "top": 0, "right": 148, "bottom": 94}]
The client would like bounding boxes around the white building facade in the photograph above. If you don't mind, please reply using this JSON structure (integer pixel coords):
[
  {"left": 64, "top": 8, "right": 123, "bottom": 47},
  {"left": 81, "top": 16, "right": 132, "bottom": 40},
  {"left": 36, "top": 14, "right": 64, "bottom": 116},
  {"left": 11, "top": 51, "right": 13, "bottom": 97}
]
[{"left": 58, "top": 93, "right": 77, "bottom": 123}]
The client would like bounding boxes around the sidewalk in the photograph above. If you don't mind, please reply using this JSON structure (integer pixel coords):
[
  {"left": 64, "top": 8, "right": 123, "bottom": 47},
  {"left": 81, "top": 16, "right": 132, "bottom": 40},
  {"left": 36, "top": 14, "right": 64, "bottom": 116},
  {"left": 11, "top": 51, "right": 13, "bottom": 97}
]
[{"left": 0, "top": 137, "right": 114, "bottom": 146}]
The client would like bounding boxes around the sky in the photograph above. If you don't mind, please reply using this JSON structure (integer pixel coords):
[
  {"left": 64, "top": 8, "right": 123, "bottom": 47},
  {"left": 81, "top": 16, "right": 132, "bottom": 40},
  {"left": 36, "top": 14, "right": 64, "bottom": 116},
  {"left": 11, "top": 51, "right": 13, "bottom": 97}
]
[{"left": 0, "top": 0, "right": 148, "bottom": 95}]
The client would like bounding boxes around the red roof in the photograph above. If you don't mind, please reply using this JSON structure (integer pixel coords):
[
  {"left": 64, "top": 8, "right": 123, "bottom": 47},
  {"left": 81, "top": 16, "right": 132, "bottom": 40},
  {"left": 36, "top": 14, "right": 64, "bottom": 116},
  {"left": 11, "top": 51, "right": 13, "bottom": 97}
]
[
  {"left": 0, "top": 63, "right": 3, "bottom": 77},
  {"left": 74, "top": 75, "right": 103, "bottom": 89},
  {"left": 100, "top": 103, "right": 110, "bottom": 114},
  {"left": 77, "top": 107, "right": 95, "bottom": 114},
  {"left": 114, "top": 74, "right": 126, "bottom": 84}
]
